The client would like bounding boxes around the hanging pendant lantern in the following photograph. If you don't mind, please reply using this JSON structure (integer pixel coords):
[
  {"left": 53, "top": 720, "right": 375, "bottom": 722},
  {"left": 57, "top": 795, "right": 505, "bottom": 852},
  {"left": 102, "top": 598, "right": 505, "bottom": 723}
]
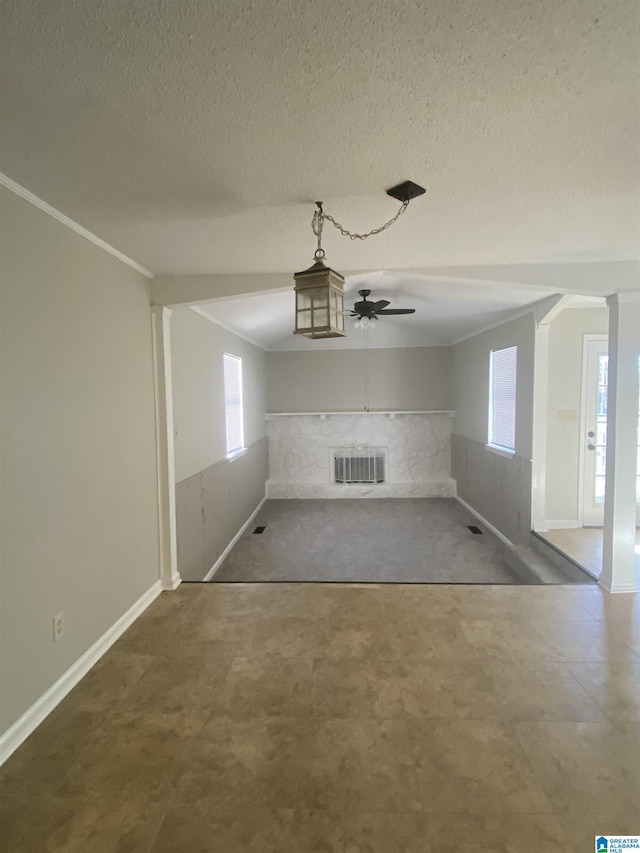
[
  {"left": 293, "top": 251, "right": 346, "bottom": 339},
  {"left": 293, "top": 185, "right": 424, "bottom": 340}
]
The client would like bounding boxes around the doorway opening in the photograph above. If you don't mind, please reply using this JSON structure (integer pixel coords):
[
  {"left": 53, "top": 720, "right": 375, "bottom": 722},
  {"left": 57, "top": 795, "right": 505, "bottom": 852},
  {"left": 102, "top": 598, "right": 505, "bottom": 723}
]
[{"left": 535, "top": 311, "right": 640, "bottom": 579}]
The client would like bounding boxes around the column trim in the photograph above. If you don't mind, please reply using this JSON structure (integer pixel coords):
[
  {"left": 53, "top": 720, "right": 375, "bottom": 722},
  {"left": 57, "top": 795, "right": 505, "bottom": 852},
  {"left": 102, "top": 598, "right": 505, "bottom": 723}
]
[
  {"left": 600, "top": 292, "right": 639, "bottom": 594},
  {"left": 531, "top": 323, "right": 550, "bottom": 531},
  {"left": 151, "top": 306, "right": 181, "bottom": 590}
]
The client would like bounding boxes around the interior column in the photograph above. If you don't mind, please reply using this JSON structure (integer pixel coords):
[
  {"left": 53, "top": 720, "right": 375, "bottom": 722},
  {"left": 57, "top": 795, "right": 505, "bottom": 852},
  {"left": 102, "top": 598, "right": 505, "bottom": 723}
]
[
  {"left": 151, "top": 305, "right": 181, "bottom": 590},
  {"left": 600, "top": 292, "right": 640, "bottom": 593}
]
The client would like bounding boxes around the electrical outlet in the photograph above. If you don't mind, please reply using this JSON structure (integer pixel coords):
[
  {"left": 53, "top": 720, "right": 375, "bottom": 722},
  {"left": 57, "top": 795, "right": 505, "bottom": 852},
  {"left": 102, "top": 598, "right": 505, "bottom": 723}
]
[{"left": 52, "top": 612, "right": 64, "bottom": 642}]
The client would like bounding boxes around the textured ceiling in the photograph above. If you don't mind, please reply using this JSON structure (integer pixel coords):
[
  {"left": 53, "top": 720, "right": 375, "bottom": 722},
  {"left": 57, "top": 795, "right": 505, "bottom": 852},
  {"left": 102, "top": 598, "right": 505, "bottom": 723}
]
[{"left": 1, "top": 0, "right": 638, "bottom": 278}]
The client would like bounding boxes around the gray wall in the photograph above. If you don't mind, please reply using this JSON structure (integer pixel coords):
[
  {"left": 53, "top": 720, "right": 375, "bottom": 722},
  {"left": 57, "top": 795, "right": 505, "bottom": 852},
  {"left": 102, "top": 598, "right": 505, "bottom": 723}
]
[
  {"left": 545, "top": 306, "right": 608, "bottom": 522},
  {"left": 267, "top": 346, "right": 453, "bottom": 412},
  {"left": 171, "top": 308, "right": 267, "bottom": 483},
  {"left": 171, "top": 308, "right": 268, "bottom": 580},
  {"left": 0, "top": 186, "right": 160, "bottom": 735},
  {"left": 175, "top": 438, "right": 269, "bottom": 580},
  {"left": 452, "top": 313, "right": 536, "bottom": 543}
]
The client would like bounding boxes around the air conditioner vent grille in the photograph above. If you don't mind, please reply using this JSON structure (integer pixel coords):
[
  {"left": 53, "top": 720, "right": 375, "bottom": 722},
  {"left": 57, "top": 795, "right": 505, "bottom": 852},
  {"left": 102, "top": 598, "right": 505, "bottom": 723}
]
[{"left": 333, "top": 446, "right": 385, "bottom": 484}]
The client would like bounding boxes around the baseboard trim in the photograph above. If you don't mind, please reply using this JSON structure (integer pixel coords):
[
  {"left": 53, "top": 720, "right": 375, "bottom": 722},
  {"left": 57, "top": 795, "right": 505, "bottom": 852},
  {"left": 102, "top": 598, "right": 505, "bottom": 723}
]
[
  {"left": 598, "top": 578, "right": 640, "bottom": 594},
  {"left": 203, "top": 496, "right": 267, "bottom": 582},
  {"left": 543, "top": 519, "right": 581, "bottom": 530},
  {"left": 0, "top": 580, "right": 162, "bottom": 767},
  {"left": 454, "top": 495, "right": 514, "bottom": 548}
]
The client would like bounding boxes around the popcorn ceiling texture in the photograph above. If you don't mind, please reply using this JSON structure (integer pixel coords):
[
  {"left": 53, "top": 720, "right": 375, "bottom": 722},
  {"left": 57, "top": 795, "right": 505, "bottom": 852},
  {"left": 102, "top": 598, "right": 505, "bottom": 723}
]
[
  {"left": 267, "top": 414, "right": 455, "bottom": 499},
  {"left": 0, "top": 0, "right": 638, "bottom": 275}
]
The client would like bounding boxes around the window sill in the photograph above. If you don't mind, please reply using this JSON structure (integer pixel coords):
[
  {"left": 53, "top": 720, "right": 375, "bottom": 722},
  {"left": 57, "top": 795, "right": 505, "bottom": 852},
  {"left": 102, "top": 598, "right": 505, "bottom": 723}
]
[
  {"left": 485, "top": 443, "right": 515, "bottom": 459},
  {"left": 226, "top": 447, "right": 247, "bottom": 462}
]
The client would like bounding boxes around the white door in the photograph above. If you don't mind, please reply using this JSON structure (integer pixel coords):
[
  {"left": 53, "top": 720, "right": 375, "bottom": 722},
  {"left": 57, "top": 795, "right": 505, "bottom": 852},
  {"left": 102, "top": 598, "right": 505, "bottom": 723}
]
[
  {"left": 581, "top": 337, "right": 640, "bottom": 526},
  {"left": 581, "top": 338, "right": 609, "bottom": 526}
]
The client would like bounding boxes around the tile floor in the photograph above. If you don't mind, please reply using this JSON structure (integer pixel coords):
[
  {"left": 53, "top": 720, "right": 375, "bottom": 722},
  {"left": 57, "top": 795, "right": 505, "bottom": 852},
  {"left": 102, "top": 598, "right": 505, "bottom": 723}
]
[
  {"left": 1, "top": 582, "right": 640, "bottom": 852},
  {"left": 213, "top": 499, "right": 520, "bottom": 584},
  {"left": 540, "top": 526, "right": 640, "bottom": 582}
]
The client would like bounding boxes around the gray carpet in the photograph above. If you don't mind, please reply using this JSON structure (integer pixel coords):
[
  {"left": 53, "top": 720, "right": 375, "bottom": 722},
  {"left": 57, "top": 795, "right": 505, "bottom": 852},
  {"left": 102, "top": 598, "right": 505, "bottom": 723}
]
[{"left": 212, "top": 498, "right": 520, "bottom": 584}]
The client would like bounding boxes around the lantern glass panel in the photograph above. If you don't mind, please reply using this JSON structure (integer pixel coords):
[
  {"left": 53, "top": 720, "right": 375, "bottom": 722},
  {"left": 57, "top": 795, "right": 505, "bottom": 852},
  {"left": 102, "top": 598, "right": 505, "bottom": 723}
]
[
  {"left": 298, "top": 291, "right": 312, "bottom": 310},
  {"left": 297, "top": 309, "right": 312, "bottom": 329},
  {"left": 312, "top": 289, "right": 329, "bottom": 308},
  {"left": 314, "top": 308, "right": 329, "bottom": 327}
]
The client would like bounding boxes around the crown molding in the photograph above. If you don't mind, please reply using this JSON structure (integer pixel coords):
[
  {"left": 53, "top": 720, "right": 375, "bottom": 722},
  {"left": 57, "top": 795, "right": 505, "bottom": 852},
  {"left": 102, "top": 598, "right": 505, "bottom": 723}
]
[
  {"left": 0, "top": 173, "right": 154, "bottom": 279},
  {"left": 450, "top": 305, "right": 536, "bottom": 345},
  {"left": 189, "top": 306, "right": 267, "bottom": 350}
]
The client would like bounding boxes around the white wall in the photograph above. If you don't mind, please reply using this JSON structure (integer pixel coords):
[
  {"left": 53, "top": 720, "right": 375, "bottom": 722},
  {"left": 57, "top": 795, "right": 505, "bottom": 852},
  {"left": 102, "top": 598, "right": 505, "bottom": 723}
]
[
  {"left": 267, "top": 347, "right": 452, "bottom": 413},
  {"left": 267, "top": 413, "right": 455, "bottom": 499},
  {"left": 0, "top": 186, "right": 160, "bottom": 735},
  {"left": 545, "top": 306, "right": 609, "bottom": 522},
  {"left": 171, "top": 308, "right": 267, "bottom": 483}
]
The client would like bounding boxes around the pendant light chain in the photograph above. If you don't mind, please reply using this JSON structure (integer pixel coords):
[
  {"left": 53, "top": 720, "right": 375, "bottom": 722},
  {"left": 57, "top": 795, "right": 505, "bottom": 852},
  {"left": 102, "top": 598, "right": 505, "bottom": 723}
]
[
  {"left": 296, "top": 184, "right": 422, "bottom": 340},
  {"left": 311, "top": 203, "right": 326, "bottom": 259},
  {"left": 311, "top": 199, "right": 409, "bottom": 254}
]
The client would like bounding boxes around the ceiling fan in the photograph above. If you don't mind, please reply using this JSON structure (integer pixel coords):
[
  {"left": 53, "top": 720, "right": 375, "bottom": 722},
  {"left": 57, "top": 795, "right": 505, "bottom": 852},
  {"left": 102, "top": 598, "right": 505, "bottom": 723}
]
[{"left": 349, "top": 289, "right": 416, "bottom": 328}]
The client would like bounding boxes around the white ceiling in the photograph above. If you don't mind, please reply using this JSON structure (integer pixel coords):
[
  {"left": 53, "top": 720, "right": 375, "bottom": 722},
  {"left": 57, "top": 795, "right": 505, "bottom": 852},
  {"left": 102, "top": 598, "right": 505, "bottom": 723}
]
[
  {"left": 195, "top": 271, "right": 601, "bottom": 351},
  {"left": 1, "top": 0, "right": 638, "bottom": 279}
]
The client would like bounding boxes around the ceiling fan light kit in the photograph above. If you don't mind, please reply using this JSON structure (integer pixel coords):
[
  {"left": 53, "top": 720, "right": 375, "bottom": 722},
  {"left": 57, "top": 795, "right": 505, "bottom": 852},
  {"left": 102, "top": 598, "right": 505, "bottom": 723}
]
[
  {"left": 352, "top": 314, "right": 379, "bottom": 330},
  {"left": 293, "top": 182, "right": 425, "bottom": 339}
]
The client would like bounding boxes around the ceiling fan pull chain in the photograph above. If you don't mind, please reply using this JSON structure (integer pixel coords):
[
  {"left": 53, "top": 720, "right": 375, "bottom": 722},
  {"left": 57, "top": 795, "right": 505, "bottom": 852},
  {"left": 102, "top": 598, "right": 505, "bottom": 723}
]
[{"left": 322, "top": 200, "right": 409, "bottom": 241}]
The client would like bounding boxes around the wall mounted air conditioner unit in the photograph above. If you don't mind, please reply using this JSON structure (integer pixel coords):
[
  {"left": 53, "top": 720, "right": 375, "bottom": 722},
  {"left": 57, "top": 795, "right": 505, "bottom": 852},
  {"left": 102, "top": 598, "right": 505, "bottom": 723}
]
[{"left": 333, "top": 446, "right": 386, "bottom": 484}]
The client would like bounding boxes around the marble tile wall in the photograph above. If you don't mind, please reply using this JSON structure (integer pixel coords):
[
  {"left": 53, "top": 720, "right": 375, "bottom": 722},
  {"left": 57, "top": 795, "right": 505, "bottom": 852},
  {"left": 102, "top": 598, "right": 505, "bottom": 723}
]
[{"left": 266, "top": 413, "right": 455, "bottom": 499}]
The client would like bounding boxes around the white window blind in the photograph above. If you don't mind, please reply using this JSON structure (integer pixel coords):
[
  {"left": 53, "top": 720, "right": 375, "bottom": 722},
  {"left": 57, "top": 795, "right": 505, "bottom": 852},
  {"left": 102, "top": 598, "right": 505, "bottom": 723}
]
[
  {"left": 223, "top": 353, "right": 244, "bottom": 456},
  {"left": 489, "top": 346, "right": 517, "bottom": 452}
]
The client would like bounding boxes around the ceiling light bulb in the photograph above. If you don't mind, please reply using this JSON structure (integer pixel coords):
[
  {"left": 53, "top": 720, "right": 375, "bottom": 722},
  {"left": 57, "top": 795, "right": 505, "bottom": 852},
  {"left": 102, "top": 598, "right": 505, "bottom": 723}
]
[
  {"left": 351, "top": 316, "right": 361, "bottom": 329},
  {"left": 369, "top": 315, "right": 379, "bottom": 329},
  {"left": 360, "top": 316, "right": 370, "bottom": 329}
]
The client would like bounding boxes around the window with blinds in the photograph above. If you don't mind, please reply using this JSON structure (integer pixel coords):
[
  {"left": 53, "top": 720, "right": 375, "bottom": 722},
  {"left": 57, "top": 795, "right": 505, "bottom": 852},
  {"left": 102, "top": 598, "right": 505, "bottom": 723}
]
[
  {"left": 488, "top": 345, "right": 517, "bottom": 452},
  {"left": 223, "top": 353, "right": 244, "bottom": 456}
]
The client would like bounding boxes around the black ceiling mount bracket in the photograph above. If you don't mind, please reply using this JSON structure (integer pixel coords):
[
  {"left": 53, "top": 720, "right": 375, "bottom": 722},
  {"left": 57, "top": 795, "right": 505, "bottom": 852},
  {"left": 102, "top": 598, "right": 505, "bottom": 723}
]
[{"left": 386, "top": 180, "right": 426, "bottom": 202}]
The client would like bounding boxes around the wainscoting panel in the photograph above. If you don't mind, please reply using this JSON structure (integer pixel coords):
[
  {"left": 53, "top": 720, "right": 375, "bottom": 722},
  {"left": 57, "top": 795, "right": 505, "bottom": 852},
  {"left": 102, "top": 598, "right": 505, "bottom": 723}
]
[
  {"left": 175, "top": 437, "right": 269, "bottom": 580},
  {"left": 451, "top": 433, "right": 532, "bottom": 544}
]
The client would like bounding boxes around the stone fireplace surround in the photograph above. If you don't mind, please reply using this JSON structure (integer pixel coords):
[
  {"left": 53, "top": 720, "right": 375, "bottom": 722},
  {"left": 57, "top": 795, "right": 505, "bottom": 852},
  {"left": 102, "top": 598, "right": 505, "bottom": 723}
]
[{"left": 266, "top": 411, "right": 455, "bottom": 499}]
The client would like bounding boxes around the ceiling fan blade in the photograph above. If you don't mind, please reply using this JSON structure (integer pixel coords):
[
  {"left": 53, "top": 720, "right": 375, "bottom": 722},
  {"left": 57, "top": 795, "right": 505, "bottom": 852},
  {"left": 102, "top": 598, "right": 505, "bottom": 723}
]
[
  {"left": 376, "top": 308, "right": 416, "bottom": 315},
  {"left": 371, "top": 300, "right": 390, "bottom": 312}
]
